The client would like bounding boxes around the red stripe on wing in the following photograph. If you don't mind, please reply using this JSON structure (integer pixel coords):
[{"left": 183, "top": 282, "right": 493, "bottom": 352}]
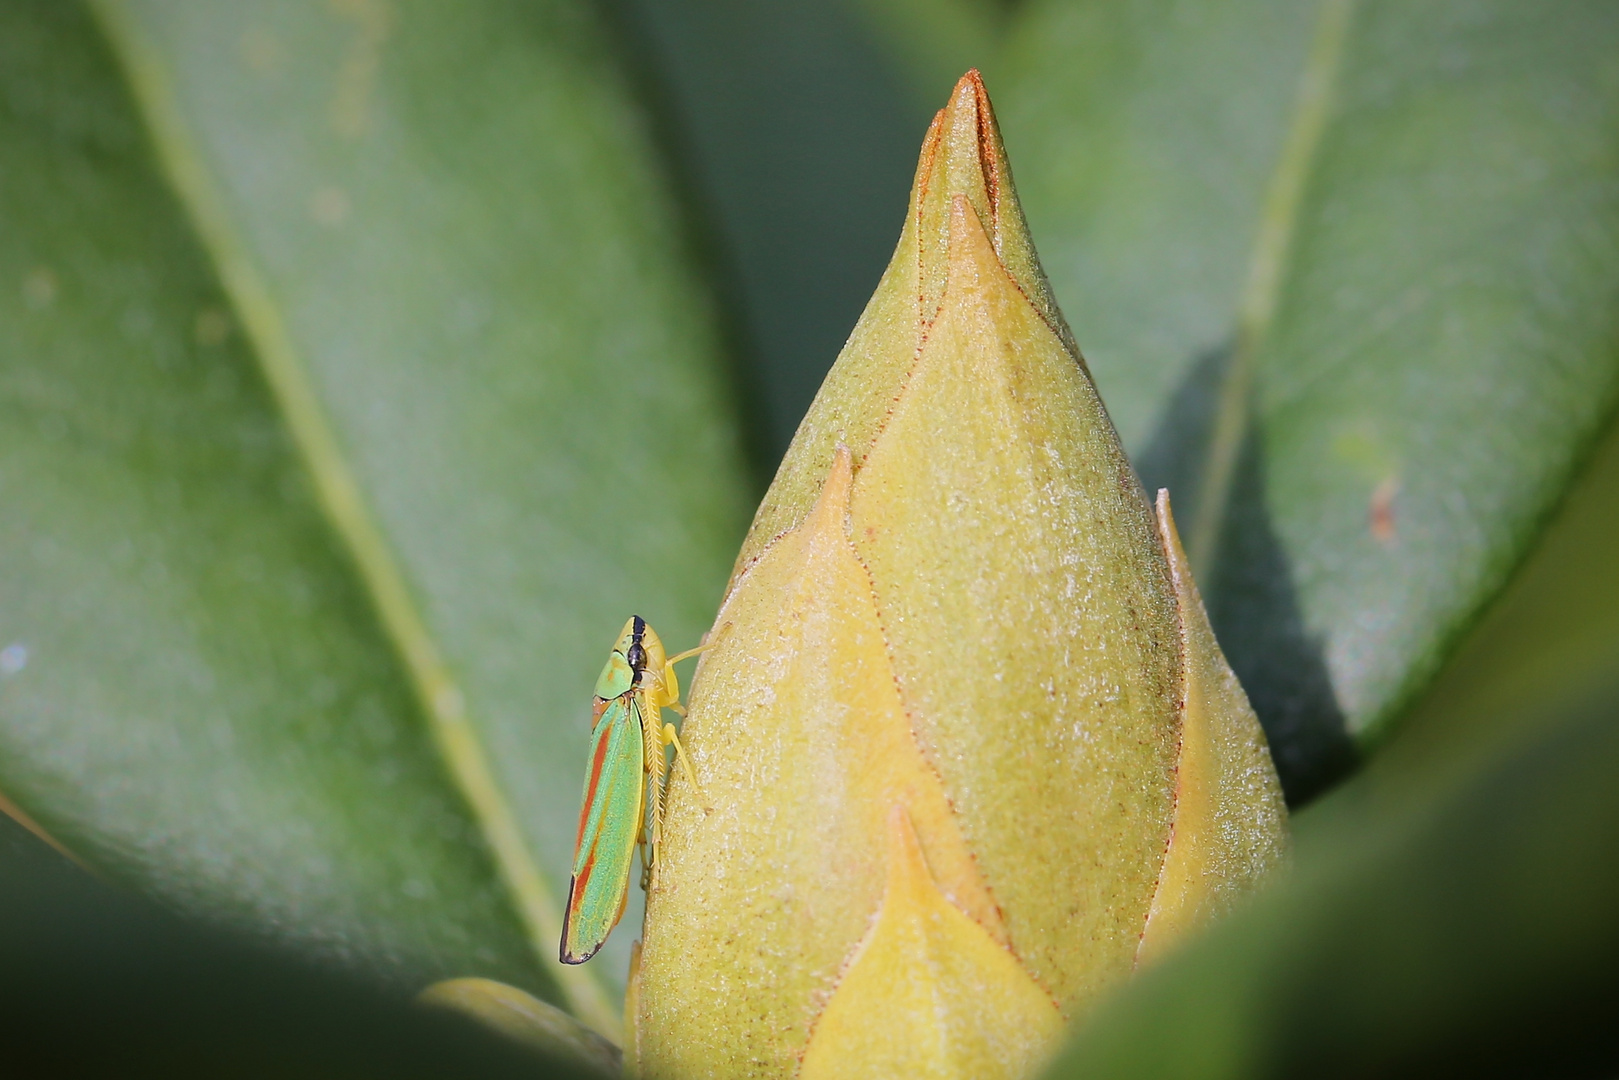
[
  {"left": 574, "top": 699, "right": 618, "bottom": 850},
  {"left": 562, "top": 852, "right": 603, "bottom": 963}
]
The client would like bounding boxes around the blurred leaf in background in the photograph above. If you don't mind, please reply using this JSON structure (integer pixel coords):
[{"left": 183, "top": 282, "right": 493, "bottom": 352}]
[
  {"left": 0, "top": 811, "right": 593, "bottom": 1078},
  {"left": 636, "top": 0, "right": 1619, "bottom": 802},
  {"left": 622, "top": 3, "right": 1619, "bottom": 1068},
  {"left": 1040, "top": 415, "right": 1619, "bottom": 1077},
  {"left": 3, "top": 0, "right": 1619, "bottom": 1072},
  {"left": 992, "top": 0, "right": 1619, "bottom": 797},
  {"left": 609, "top": 0, "right": 928, "bottom": 463},
  {"left": 0, "top": 0, "right": 538, "bottom": 996},
  {"left": 1045, "top": 676, "right": 1619, "bottom": 1078},
  {"left": 0, "top": 0, "right": 751, "bottom": 1033}
]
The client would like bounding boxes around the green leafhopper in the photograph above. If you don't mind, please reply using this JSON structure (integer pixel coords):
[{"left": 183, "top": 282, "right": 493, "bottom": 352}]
[{"left": 560, "top": 616, "right": 703, "bottom": 965}]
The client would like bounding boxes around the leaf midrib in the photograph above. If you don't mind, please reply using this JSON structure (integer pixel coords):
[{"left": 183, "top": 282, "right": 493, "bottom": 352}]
[
  {"left": 1183, "top": 0, "right": 1358, "bottom": 573},
  {"left": 89, "top": 0, "right": 618, "bottom": 1041}
]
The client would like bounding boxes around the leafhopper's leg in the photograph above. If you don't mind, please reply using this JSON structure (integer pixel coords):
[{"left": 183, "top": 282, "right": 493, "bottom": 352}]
[
  {"left": 662, "top": 722, "right": 706, "bottom": 806},
  {"left": 663, "top": 639, "right": 717, "bottom": 667},
  {"left": 636, "top": 817, "right": 651, "bottom": 891},
  {"left": 640, "top": 697, "right": 668, "bottom": 884},
  {"left": 644, "top": 664, "right": 680, "bottom": 711},
  {"left": 648, "top": 763, "right": 666, "bottom": 853},
  {"left": 653, "top": 626, "right": 731, "bottom": 709}
]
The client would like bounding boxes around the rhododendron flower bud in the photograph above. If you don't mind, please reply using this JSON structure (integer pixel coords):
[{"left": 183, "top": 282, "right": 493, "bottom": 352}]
[{"left": 631, "top": 71, "right": 1287, "bottom": 1080}]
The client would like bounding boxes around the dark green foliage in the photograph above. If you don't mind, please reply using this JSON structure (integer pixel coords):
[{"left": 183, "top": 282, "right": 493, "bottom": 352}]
[
  {"left": 998, "top": 0, "right": 1619, "bottom": 796},
  {"left": 0, "top": 0, "right": 544, "bottom": 996},
  {"left": 1045, "top": 650, "right": 1619, "bottom": 1078},
  {"left": 0, "top": 814, "right": 591, "bottom": 1078},
  {"left": 0, "top": 0, "right": 1616, "bottom": 1073}
]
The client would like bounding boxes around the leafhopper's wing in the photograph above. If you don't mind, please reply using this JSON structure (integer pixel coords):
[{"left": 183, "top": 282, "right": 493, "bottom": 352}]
[{"left": 561, "top": 693, "right": 646, "bottom": 964}]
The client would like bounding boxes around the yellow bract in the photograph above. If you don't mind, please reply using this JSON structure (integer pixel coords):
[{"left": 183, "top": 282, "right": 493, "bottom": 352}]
[
  {"left": 798, "top": 809, "right": 1062, "bottom": 1080},
  {"left": 1137, "top": 492, "right": 1289, "bottom": 961},
  {"left": 846, "top": 190, "right": 1180, "bottom": 1011},
  {"left": 631, "top": 445, "right": 1001, "bottom": 1077},
  {"left": 629, "top": 70, "right": 1288, "bottom": 1078}
]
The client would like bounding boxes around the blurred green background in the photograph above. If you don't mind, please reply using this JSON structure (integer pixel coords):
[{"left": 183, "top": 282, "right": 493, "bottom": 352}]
[{"left": 0, "top": 0, "right": 1616, "bottom": 1074}]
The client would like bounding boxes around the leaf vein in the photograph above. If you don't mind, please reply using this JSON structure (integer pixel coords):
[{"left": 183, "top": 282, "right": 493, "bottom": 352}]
[
  {"left": 1186, "top": 0, "right": 1359, "bottom": 571},
  {"left": 88, "top": 0, "right": 618, "bottom": 1040}
]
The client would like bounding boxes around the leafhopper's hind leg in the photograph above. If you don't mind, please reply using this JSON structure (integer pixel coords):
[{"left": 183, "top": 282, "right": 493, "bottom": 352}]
[
  {"left": 640, "top": 697, "right": 669, "bottom": 888},
  {"left": 648, "top": 628, "right": 728, "bottom": 713},
  {"left": 636, "top": 812, "right": 652, "bottom": 891},
  {"left": 638, "top": 629, "right": 725, "bottom": 887},
  {"left": 662, "top": 721, "right": 707, "bottom": 810},
  {"left": 663, "top": 636, "right": 719, "bottom": 669}
]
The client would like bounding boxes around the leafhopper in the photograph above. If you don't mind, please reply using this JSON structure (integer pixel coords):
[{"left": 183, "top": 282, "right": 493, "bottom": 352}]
[{"left": 560, "top": 615, "right": 704, "bottom": 965}]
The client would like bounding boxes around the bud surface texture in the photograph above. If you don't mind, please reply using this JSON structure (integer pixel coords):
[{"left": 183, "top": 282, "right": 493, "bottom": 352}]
[{"left": 632, "top": 72, "right": 1286, "bottom": 1080}]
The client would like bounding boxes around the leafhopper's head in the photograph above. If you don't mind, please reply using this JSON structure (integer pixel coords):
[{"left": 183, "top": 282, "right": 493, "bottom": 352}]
[
  {"left": 596, "top": 616, "right": 641, "bottom": 700},
  {"left": 637, "top": 621, "right": 668, "bottom": 682},
  {"left": 594, "top": 615, "right": 669, "bottom": 701}
]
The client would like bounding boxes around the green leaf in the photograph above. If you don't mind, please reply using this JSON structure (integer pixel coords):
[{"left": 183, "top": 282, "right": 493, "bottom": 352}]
[
  {"left": 0, "top": 813, "right": 593, "bottom": 1078},
  {"left": 0, "top": 0, "right": 536, "bottom": 997},
  {"left": 1038, "top": 425, "right": 1619, "bottom": 1074},
  {"left": 841, "top": 0, "right": 1008, "bottom": 109},
  {"left": 992, "top": 0, "right": 1619, "bottom": 797},
  {"left": 1041, "top": 684, "right": 1619, "bottom": 1077},
  {"left": 420, "top": 977, "right": 622, "bottom": 1077},
  {"left": 1372, "top": 401, "right": 1619, "bottom": 800},
  {"left": 0, "top": 0, "right": 749, "bottom": 1032},
  {"left": 618, "top": 0, "right": 934, "bottom": 461}
]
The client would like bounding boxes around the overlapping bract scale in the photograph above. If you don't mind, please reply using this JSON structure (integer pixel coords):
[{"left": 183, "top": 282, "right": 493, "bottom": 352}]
[{"left": 632, "top": 71, "right": 1287, "bottom": 1079}]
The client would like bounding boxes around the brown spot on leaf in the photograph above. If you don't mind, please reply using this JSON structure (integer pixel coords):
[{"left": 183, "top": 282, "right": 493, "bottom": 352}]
[{"left": 1369, "top": 476, "right": 1399, "bottom": 544}]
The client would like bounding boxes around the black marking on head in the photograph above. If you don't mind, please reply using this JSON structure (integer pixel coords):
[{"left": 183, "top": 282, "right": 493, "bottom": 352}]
[{"left": 627, "top": 615, "right": 648, "bottom": 674}]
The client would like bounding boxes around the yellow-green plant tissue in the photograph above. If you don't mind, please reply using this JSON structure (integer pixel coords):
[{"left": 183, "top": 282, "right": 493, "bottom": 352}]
[{"left": 631, "top": 71, "right": 1288, "bottom": 1080}]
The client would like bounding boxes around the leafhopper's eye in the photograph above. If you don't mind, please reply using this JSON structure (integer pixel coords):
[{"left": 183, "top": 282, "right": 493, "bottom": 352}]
[{"left": 627, "top": 643, "right": 647, "bottom": 672}]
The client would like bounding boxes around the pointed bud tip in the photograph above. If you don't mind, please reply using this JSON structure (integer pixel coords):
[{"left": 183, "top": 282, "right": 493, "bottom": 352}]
[
  {"left": 905, "top": 68, "right": 1078, "bottom": 355},
  {"left": 920, "top": 70, "right": 988, "bottom": 152},
  {"left": 1138, "top": 485, "right": 1288, "bottom": 965},
  {"left": 949, "top": 68, "right": 988, "bottom": 112},
  {"left": 933, "top": 68, "right": 1002, "bottom": 194},
  {"left": 805, "top": 444, "right": 855, "bottom": 532}
]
